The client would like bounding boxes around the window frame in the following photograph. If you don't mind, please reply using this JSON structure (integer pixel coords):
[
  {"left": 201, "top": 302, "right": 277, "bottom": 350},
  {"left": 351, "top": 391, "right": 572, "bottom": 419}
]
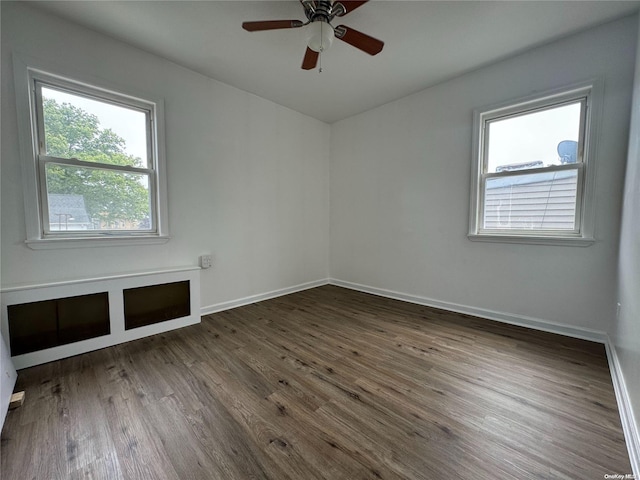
[
  {"left": 468, "top": 80, "right": 601, "bottom": 246},
  {"left": 13, "top": 55, "right": 169, "bottom": 249}
]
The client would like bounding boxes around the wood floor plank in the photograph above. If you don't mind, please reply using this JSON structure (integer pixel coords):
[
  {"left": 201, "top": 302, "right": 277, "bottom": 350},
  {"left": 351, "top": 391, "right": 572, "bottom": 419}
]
[
  {"left": 1, "top": 285, "right": 632, "bottom": 479},
  {"left": 100, "top": 393, "right": 180, "bottom": 480}
]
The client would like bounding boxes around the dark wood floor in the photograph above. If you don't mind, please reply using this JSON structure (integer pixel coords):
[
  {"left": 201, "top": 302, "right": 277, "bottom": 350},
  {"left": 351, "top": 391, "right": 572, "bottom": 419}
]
[{"left": 1, "top": 285, "right": 632, "bottom": 479}]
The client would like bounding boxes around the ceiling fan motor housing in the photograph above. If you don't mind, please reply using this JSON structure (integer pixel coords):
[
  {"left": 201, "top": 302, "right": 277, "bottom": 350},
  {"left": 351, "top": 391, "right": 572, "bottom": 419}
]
[{"left": 303, "top": 0, "right": 342, "bottom": 22}]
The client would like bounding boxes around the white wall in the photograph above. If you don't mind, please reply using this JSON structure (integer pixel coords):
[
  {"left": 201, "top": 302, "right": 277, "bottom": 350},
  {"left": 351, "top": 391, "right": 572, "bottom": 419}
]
[
  {"left": 613, "top": 13, "right": 640, "bottom": 466},
  {"left": 1, "top": 4, "right": 636, "bottom": 336},
  {"left": 0, "top": 1, "right": 638, "bottom": 444},
  {"left": 1, "top": 3, "right": 330, "bottom": 310},
  {"left": 330, "top": 16, "right": 637, "bottom": 333}
]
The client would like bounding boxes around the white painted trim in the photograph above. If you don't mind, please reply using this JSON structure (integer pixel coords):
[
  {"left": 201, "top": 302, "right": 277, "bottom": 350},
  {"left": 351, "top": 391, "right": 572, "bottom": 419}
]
[
  {"left": 467, "top": 233, "right": 595, "bottom": 247},
  {"left": 2, "top": 268, "right": 201, "bottom": 369},
  {"left": 328, "top": 278, "right": 607, "bottom": 343},
  {"left": 330, "top": 278, "right": 640, "bottom": 473},
  {"left": 1, "top": 265, "right": 200, "bottom": 293},
  {"left": 12, "top": 52, "right": 170, "bottom": 245},
  {"left": 468, "top": 79, "right": 603, "bottom": 245},
  {"left": 604, "top": 336, "right": 640, "bottom": 478},
  {"left": 200, "top": 279, "right": 329, "bottom": 316},
  {"left": 25, "top": 235, "right": 171, "bottom": 250}
]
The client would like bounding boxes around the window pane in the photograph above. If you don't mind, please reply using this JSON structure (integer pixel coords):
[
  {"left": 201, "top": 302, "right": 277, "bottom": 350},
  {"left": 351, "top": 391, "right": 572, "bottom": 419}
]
[
  {"left": 486, "top": 102, "right": 581, "bottom": 173},
  {"left": 41, "top": 86, "right": 148, "bottom": 168},
  {"left": 483, "top": 170, "right": 578, "bottom": 231},
  {"left": 45, "top": 163, "right": 152, "bottom": 232}
]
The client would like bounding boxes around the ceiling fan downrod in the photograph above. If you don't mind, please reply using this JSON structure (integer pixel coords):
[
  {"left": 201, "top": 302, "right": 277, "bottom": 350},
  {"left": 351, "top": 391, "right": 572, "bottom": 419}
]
[{"left": 302, "top": 1, "right": 353, "bottom": 24}]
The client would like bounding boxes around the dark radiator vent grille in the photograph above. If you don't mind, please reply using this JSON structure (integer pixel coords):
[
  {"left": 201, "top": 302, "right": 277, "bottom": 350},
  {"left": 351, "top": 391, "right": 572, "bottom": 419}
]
[
  {"left": 8, "top": 292, "right": 110, "bottom": 356},
  {"left": 124, "top": 281, "right": 190, "bottom": 330}
]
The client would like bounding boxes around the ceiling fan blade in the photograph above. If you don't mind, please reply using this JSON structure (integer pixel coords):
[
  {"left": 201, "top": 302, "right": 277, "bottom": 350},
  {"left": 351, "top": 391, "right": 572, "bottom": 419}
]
[
  {"left": 242, "top": 20, "right": 304, "bottom": 32},
  {"left": 301, "top": 47, "right": 319, "bottom": 70},
  {"left": 334, "top": 25, "right": 384, "bottom": 55},
  {"left": 333, "top": 1, "right": 369, "bottom": 17}
]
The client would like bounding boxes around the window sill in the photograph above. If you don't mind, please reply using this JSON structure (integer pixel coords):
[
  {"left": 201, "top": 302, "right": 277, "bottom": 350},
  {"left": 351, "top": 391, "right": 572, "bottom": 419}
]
[
  {"left": 467, "top": 233, "right": 594, "bottom": 247},
  {"left": 25, "top": 235, "right": 170, "bottom": 250}
]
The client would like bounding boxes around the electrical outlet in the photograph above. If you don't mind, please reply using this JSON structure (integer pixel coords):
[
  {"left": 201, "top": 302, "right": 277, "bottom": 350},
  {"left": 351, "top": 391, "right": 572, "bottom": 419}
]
[{"left": 199, "top": 254, "right": 213, "bottom": 269}]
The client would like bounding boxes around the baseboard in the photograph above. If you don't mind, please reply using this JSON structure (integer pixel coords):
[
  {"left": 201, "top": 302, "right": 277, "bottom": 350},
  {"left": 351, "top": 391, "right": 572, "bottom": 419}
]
[
  {"left": 328, "top": 278, "right": 607, "bottom": 343},
  {"left": 200, "top": 279, "right": 329, "bottom": 316},
  {"left": 199, "top": 277, "right": 638, "bottom": 472},
  {"left": 604, "top": 337, "right": 640, "bottom": 478},
  {"left": 330, "top": 278, "right": 639, "bottom": 473},
  {"left": 3, "top": 268, "right": 202, "bottom": 370}
]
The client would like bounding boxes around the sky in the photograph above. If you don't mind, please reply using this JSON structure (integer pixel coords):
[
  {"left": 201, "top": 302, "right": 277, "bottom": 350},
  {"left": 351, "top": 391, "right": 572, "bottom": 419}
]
[
  {"left": 42, "top": 87, "right": 148, "bottom": 164},
  {"left": 487, "top": 102, "right": 581, "bottom": 172}
]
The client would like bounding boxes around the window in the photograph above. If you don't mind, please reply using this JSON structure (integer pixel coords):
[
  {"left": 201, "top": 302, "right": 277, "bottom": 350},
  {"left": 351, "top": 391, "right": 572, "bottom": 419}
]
[
  {"left": 14, "top": 60, "right": 168, "bottom": 248},
  {"left": 469, "top": 82, "right": 600, "bottom": 245}
]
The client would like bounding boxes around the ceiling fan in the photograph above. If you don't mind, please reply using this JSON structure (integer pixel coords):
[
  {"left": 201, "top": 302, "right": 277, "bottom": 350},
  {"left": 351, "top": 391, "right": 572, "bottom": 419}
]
[{"left": 242, "top": 0, "right": 384, "bottom": 71}]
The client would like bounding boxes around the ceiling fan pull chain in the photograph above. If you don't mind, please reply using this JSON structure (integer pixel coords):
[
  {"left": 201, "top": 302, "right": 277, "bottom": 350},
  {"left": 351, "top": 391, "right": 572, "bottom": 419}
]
[{"left": 319, "top": 22, "right": 325, "bottom": 73}]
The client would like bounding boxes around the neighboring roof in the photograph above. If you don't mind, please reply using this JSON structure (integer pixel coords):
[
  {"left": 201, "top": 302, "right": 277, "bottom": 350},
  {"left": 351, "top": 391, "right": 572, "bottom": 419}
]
[
  {"left": 495, "top": 160, "right": 544, "bottom": 173},
  {"left": 48, "top": 194, "right": 91, "bottom": 224},
  {"left": 486, "top": 169, "right": 576, "bottom": 189}
]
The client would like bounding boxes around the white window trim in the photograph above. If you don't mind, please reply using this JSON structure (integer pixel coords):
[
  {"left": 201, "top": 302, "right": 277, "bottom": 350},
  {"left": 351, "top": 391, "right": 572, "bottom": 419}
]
[
  {"left": 468, "top": 79, "right": 602, "bottom": 247},
  {"left": 12, "top": 53, "right": 170, "bottom": 249}
]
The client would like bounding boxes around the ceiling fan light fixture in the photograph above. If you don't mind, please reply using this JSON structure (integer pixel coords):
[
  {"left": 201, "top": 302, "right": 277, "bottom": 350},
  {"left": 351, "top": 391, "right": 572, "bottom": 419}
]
[{"left": 306, "top": 21, "right": 334, "bottom": 53}]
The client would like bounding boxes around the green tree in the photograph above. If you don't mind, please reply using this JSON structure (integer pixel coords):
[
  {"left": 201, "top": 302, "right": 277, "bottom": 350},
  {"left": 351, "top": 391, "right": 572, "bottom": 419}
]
[{"left": 43, "top": 98, "right": 150, "bottom": 227}]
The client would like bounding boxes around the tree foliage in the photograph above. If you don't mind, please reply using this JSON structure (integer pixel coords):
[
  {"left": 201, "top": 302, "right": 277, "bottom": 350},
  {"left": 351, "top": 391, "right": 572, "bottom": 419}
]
[{"left": 43, "top": 98, "right": 150, "bottom": 227}]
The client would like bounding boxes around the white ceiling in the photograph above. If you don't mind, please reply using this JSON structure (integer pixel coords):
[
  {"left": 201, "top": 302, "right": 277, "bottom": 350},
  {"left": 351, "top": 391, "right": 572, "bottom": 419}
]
[{"left": 27, "top": 1, "right": 640, "bottom": 123}]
